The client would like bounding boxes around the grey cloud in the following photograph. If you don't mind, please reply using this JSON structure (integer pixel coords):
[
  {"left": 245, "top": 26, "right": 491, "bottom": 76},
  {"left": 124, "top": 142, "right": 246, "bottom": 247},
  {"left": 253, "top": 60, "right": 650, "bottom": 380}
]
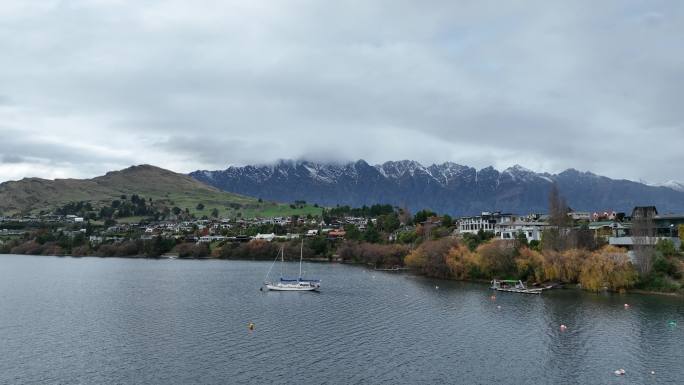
[
  {"left": 0, "top": 0, "right": 682, "bottom": 183},
  {"left": 1, "top": 154, "right": 25, "bottom": 164}
]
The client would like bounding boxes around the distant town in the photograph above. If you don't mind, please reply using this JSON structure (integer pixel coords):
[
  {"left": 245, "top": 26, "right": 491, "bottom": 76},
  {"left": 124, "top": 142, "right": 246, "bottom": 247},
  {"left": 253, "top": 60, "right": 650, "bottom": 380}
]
[
  {"left": 2, "top": 188, "right": 683, "bottom": 294},
  {"left": 1, "top": 200, "right": 682, "bottom": 258}
]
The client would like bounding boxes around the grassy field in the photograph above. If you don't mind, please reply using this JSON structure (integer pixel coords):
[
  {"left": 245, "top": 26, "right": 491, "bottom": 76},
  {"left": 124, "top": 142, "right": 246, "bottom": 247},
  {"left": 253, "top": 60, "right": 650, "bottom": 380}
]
[
  {"left": 186, "top": 201, "right": 322, "bottom": 219},
  {"left": 0, "top": 165, "right": 326, "bottom": 219}
]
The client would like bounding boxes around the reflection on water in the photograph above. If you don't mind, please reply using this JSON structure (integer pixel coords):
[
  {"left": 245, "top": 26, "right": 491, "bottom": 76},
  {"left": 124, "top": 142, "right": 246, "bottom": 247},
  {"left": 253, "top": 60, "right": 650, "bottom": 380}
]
[{"left": 0, "top": 255, "right": 682, "bottom": 384}]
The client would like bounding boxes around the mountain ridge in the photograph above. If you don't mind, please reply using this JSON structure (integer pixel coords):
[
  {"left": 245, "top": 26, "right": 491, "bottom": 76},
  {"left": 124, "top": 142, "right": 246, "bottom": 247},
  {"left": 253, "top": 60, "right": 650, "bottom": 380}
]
[
  {"left": 0, "top": 164, "right": 256, "bottom": 216},
  {"left": 190, "top": 160, "right": 684, "bottom": 215}
]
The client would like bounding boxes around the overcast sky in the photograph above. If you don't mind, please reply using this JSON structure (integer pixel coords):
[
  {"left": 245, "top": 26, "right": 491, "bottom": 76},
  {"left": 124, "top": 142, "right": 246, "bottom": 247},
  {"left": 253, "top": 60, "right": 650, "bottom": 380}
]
[{"left": 1, "top": 0, "right": 683, "bottom": 183}]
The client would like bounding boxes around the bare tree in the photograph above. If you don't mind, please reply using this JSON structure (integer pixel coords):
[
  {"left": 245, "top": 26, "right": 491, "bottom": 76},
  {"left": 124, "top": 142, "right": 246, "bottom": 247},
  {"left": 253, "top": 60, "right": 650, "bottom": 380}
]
[
  {"left": 544, "top": 183, "right": 571, "bottom": 251},
  {"left": 631, "top": 206, "right": 656, "bottom": 275},
  {"left": 398, "top": 204, "right": 412, "bottom": 226}
]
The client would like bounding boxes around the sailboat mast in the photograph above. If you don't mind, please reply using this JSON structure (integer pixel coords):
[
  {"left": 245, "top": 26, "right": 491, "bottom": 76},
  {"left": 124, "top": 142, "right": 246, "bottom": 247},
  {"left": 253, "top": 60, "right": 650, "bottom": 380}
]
[
  {"left": 281, "top": 246, "right": 284, "bottom": 278},
  {"left": 299, "top": 239, "right": 303, "bottom": 278}
]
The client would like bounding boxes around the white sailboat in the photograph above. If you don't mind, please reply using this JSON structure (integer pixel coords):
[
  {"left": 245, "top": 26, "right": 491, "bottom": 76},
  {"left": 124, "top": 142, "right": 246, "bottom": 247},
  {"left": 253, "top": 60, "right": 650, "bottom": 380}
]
[{"left": 263, "top": 240, "right": 321, "bottom": 292}]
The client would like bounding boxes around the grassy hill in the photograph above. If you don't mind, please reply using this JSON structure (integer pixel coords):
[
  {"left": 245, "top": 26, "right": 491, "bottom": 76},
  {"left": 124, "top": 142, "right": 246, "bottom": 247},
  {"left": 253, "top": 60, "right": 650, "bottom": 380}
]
[{"left": 0, "top": 165, "right": 322, "bottom": 218}]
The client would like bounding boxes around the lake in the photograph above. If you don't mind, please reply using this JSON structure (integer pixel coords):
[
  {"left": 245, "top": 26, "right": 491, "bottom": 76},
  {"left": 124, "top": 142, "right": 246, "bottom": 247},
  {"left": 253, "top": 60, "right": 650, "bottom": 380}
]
[{"left": 0, "top": 254, "right": 682, "bottom": 384}]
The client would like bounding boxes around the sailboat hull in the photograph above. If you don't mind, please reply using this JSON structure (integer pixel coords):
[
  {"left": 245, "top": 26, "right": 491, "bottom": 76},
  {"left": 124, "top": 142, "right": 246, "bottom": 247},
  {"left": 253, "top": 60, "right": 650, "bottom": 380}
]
[{"left": 265, "top": 283, "right": 319, "bottom": 291}]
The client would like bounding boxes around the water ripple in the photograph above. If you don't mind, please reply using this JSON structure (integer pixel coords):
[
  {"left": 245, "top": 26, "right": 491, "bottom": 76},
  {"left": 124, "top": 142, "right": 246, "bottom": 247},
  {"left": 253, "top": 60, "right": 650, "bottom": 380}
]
[{"left": 0, "top": 255, "right": 683, "bottom": 384}]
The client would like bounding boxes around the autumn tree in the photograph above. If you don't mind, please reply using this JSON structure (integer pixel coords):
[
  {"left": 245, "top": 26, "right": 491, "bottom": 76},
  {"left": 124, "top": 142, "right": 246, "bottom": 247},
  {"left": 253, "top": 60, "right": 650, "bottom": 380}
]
[
  {"left": 405, "top": 237, "right": 457, "bottom": 278},
  {"left": 579, "top": 246, "right": 638, "bottom": 291}
]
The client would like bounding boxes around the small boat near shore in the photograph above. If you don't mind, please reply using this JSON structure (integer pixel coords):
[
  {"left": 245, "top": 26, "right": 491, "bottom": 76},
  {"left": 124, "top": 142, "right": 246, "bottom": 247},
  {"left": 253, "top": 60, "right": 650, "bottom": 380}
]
[
  {"left": 373, "top": 265, "right": 409, "bottom": 272},
  {"left": 490, "top": 279, "right": 543, "bottom": 294}
]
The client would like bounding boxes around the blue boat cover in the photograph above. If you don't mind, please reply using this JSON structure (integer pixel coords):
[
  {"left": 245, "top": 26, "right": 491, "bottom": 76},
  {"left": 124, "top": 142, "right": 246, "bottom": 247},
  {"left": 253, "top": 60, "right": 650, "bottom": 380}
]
[{"left": 280, "top": 277, "right": 320, "bottom": 282}]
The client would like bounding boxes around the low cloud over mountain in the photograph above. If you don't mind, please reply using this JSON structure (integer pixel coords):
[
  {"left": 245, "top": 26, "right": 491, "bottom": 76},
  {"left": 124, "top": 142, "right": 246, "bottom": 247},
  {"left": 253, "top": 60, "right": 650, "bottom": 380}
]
[{"left": 191, "top": 160, "right": 684, "bottom": 216}]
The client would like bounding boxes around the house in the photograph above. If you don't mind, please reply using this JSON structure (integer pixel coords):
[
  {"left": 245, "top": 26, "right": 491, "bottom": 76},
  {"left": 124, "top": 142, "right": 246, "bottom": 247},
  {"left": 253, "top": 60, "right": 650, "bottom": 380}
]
[
  {"left": 421, "top": 216, "right": 443, "bottom": 227},
  {"left": 589, "top": 221, "right": 630, "bottom": 240},
  {"left": 327, "top": 229, "right": 346, "bottom": 239},
  {"left": 592, "top": 210, "right": 618, "bottom": 221},
  {"left": 607, "top": 206, "right": 683, "bottom": 251},
  {"left": 253, "top": 233, "right": 276, "bottom": 242},
  {"left": 569, "top": 211, "right": 591, "bottom": 221},
  {"left": 498, "top": 221, "right": 547, "bottom": 242},
  {"left": 458, "top": 212, "right": 515, "bottom": 236},
  {"left": 198, "top": 235, "right": 228, "bottom": 243},
  {"left": 275, "top": 233, "right": 300, "bottom": 241},
  {"left": 653, "top": 213, "right": 684, "bottom": 237},
  {"left": 609, "top": 236, "right": 681, "bottom": 251}
]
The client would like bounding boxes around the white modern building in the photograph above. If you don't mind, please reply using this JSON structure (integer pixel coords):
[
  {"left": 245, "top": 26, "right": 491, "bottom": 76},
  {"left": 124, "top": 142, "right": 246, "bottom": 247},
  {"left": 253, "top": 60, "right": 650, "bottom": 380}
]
[
  {"left": 498, "top": 221, "right": 547, "bottom": 242},
  {"left": 458, "top": 212, "right": 516, "bottom": 236},
  {"left": 253, "top": 233, "right": 276, "bottom": 242}
]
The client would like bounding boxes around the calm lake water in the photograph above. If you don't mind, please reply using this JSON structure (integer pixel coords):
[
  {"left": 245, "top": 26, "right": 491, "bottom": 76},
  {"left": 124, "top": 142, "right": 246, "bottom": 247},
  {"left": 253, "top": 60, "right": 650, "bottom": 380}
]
[{"left": 0, "top": 254, "right": 683, "bottom": 384}]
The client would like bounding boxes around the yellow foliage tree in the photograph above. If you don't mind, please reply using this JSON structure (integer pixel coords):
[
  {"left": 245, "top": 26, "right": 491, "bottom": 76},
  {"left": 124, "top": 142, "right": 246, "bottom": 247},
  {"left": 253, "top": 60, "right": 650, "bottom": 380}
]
[
  {"left": 579, "top": 246, "right": 638, "bottom": 291},
  {"left": 515, "top": 247, "right": 546, "bottom": 282},
  {"left": 404, "top": 248, "right": 426, "bottom": 270},
  {"left": 476, "top": 240, "right": 516, "bottom": 277},
  {"left": 445, "top": 244, "right": 482, "bottom": 280},
  {"left": 404, "top": 238, "right": 456, "bottom": 278}
]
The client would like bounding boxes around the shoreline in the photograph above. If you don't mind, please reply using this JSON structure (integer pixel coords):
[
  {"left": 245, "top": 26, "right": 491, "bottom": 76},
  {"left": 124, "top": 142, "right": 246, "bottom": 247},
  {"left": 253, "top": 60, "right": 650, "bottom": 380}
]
[{"left": 2, "top": 252, "right": 682, "bottom": 297}]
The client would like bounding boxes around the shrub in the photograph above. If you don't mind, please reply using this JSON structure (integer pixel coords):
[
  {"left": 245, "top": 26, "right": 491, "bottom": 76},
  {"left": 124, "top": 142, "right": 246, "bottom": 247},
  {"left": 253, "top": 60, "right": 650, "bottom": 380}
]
[
  {"left": 405, "top": 238, "right": 458, "bottom": 278},
  {"left": 579, "top": 246, "right": 638, "bottom": 292},
  {"left": 656, "top": 239, "right": 678, "bottom": 257},
  {"left": 543, "top": 249, "right": 589, "bottom": 283},
  {"left": 11, "top": 240, "right": 43, "bottom": 255},
  {"left": 176, "top": 243, "right": 209, "bottom": 259},
  {"left": 445, "top": 244, "right": 482, "bottom": 280},
  {"left": 40, "top": 242, "right": 63, "bottom": 256},
  {"left": 637, "top": 273, "right": 681, "bottom": 292},
  {"left": 652, "top": 255, "right": 682, "bottom": 279},
  {"left": 476, "top": 240, "right": 516, "bottom": 278},
  {"left": 515, "top": 247, "right": 545, "bottom": 282},
  {"left": 337, "top": 241, "right": 408, "bottom": 267},
  {"left": 71, "top": 245, "right": 92, "bottom": 257}
]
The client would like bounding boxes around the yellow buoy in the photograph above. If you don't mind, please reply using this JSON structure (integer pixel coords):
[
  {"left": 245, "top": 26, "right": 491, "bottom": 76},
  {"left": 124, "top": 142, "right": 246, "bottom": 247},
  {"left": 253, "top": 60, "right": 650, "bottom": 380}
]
[{"left": 248, "top": 322, "right": 255, "bottom": 331}]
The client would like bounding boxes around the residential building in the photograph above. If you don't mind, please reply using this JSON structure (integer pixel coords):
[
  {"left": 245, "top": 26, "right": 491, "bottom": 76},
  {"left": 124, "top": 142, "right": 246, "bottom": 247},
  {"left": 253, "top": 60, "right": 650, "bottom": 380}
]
[
  {"left": 253, "top": 233, "right": 276, "bottom": 242},
  {"left": 499, "top": 221, "right": 547, "bottom": 242},
  {"left": 458, "top": 212, "right": 515, "bottom": 236}
]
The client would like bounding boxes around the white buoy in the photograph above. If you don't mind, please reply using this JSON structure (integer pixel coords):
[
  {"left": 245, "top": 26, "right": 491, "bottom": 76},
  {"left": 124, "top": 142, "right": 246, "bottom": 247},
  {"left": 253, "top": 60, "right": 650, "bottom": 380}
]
[
  {"left": 650, "top": 370, "right": 655, "bottom": 375},
  {"left": 560, "top": 324, "right": 568, "bottom": 331},
  {"left": 614, "top": 369, "right": 626, "bottom": 376},
  {"left": 435, "top": 285, "right": 439, "bottom": 290},
  {"left": 624, "top": 303, "right": 630, "bottom": 308}
]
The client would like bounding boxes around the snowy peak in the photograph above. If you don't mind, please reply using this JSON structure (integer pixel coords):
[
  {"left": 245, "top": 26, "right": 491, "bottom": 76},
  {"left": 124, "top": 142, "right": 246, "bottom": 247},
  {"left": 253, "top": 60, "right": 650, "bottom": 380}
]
[
  {"left": 376, "top": 160, "right": 430, "bottom": 178},
  {"left": 503, "top": 164, "right": 547, "bottom": 182},
  {"left": 653, "top": 180, "right": 684, "bottom": 192},
  {"left": 189, "top": 160, "right": 684, "bottom": 215}
]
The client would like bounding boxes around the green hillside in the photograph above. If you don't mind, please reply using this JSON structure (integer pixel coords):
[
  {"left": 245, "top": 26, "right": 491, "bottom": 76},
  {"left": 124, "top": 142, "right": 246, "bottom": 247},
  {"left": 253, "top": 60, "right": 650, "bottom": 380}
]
[{"left": 0, "top": 165, "right": 321, "bottom": 218}]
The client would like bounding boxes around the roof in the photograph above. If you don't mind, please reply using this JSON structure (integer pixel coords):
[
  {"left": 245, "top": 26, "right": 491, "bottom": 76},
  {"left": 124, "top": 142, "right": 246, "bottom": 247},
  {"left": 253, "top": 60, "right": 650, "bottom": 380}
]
[
  {"left": 588, "top": 221, "right": 630, "bottom": 229},
  {"left": 656, "top": 214, "right": 684, "bottom": 220}
]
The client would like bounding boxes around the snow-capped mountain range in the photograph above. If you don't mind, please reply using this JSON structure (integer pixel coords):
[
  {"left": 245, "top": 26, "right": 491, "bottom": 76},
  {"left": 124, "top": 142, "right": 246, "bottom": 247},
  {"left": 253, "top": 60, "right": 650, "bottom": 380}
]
[
  {"left": 190, "top": 160, "right": 684, "bottom": 215},
  {"left": 651, "top": 180, "right": 684, "bottom": 192}
]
